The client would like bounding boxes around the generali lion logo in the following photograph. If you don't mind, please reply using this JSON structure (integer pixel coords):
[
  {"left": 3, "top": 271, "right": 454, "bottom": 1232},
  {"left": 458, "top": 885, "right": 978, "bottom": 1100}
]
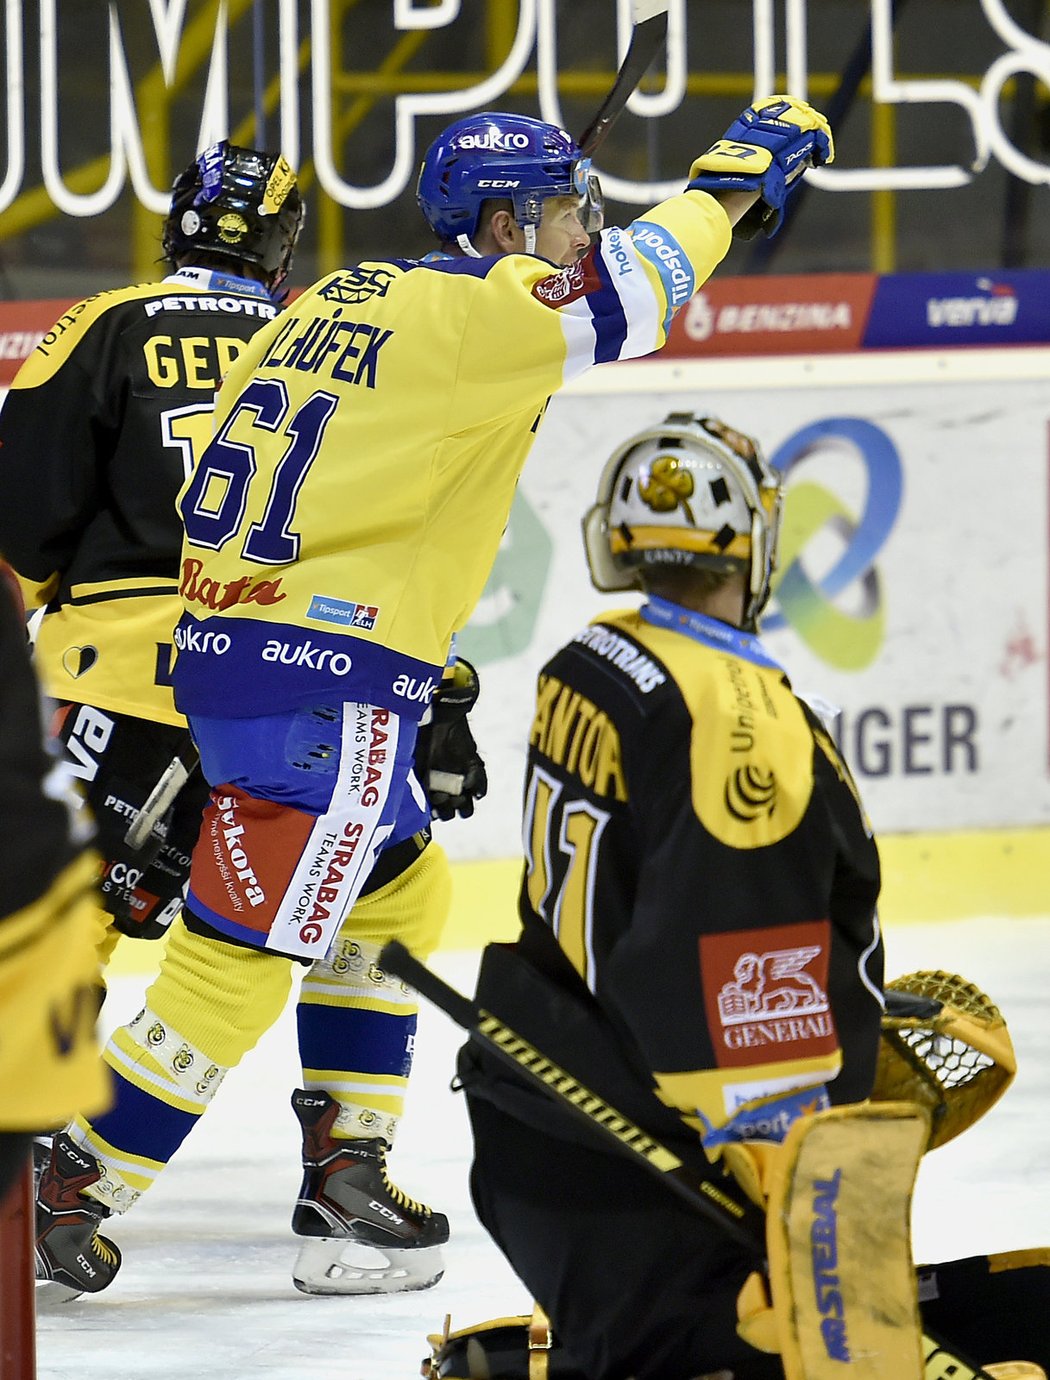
[
  {"left": 717, "top": 946, "right": 829, "bottom": 1025},
  {"left": 700, "top": 921, "right": 837, "bottom": 1067}
]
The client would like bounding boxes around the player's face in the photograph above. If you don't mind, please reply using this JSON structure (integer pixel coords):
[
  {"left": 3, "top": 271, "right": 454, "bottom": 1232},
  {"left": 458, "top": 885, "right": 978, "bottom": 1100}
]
[{"left": 534, "top": 195, "right": 592, "bottom": 265}]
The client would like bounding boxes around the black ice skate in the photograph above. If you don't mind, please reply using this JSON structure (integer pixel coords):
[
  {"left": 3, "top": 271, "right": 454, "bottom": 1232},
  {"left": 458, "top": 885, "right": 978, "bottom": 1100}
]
[
  {"left": 35, "top": 1133, "right": 121, "bottom": 1302},
  {"left": 290, "top": 1088, "right": 448, "bottom": 1295}
]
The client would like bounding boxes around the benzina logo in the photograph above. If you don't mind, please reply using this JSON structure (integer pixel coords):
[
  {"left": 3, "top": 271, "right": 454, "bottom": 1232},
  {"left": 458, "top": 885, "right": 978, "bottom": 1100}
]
[{"left": 261, "top": 639, "right": 353, "bottom": 675}]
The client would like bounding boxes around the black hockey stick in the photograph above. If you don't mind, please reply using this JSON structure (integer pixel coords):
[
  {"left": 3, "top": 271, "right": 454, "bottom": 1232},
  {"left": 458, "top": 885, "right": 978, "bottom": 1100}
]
[
  {"left": 577, "top": 1, "right": 670, "bottom": 158},
  {"left": 379, "top": 940, "right": 1020, "bottom": 1380}
]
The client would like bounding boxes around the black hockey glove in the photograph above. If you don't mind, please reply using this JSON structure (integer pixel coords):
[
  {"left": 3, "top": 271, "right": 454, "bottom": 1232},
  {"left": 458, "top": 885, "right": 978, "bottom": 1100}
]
[{"left": 414, "top": 658, "right": 487, "bottom": 822}]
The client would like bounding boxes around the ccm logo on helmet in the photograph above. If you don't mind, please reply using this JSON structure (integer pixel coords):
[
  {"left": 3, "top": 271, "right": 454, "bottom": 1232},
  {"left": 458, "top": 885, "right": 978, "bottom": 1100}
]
[
  {"left": 458, "top": 131, "right": 530, "bottom": 151},
  {"left": 477, "top": 179, "right": 521, "bottom": 189}
]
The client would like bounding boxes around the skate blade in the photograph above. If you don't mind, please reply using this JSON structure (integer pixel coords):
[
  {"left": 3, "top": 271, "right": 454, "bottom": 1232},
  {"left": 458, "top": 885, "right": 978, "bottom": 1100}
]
[
  {"left": 35, "top": 1278, "right": 87, "bottom": 1305},
  {"left": 292, "top": 1237, "right": 445, "bottom": 1296}
]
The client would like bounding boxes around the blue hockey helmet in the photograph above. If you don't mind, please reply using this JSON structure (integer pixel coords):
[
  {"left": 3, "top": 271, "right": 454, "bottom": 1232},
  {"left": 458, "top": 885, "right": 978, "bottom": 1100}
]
[{"left": 415, "top": 112, "right": 603, "bottom": 254}]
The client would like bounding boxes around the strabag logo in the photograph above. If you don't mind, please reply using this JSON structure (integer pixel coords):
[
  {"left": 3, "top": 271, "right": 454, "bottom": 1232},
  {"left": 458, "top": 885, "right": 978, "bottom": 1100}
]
[{"left": 700, "top": 921, "right": 836, "bottom": 1069}]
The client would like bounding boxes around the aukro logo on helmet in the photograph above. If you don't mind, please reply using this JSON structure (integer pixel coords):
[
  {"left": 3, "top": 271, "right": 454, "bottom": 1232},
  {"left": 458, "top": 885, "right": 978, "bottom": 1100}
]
[{"left": 458, "top": 130, "right": 531, "bottom": 151}]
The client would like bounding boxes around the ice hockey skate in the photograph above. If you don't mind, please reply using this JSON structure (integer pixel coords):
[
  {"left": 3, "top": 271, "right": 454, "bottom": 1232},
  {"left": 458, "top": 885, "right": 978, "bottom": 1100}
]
[
  {"left": 35, "top": 1133, "right": 121, "bottom": 1302},
  {"left": 290, "top": 1088, "right": 448, "bottom": 1296}
]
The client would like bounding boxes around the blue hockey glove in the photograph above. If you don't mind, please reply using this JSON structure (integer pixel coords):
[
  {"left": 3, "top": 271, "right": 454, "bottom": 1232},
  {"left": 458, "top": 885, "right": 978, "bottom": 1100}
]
[
  {"left": 414, "top": 658, "right": 487, "bottom": 822},
  {"left": 688, "top": 95, "right": 834, "bottom": 240}
]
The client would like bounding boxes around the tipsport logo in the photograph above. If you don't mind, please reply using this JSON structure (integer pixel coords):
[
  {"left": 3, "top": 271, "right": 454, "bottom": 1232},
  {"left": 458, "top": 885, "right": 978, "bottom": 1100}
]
[{"left": 764, "top": 418, "right": 903, "bottom": 671}]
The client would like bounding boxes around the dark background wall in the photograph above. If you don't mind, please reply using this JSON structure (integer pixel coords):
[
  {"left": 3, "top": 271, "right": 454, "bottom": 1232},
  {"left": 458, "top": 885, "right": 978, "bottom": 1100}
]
[{"left": 1, "top": 0, "right": 1048, "bottom": 299}]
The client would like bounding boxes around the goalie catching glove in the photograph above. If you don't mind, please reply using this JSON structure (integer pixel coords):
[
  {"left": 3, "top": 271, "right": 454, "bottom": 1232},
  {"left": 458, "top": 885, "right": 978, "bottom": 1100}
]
[
  {"left": 872, "top": 969, "right": 1016, "bottom": 1151},
  {"left": 688, "top": 94, "right": 833, "bottom": 239},
  {"left": 414, "top": 657, "right": 488, "bottom": 822}
]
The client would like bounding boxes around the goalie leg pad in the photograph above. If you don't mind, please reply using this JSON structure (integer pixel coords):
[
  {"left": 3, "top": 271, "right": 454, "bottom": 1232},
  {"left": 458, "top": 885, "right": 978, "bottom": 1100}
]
[
  {"left": 766, "top": 1102, "right": 929, "bottom": 1380},
  {"left": 919, "top": 1250, "right": 1050, "bottom": 1377}
]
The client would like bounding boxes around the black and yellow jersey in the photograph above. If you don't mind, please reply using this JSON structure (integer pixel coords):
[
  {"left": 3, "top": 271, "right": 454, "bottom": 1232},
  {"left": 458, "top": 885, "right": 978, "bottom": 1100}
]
[
  {"left": 518, "top": 595, "right": 884, "bottom": 1141},
  {"left": 0, "top": 568, "right": 109, "bottom": 1128},
  {"left": 0, "top": 267, "right": 280, "bottom": 726}
]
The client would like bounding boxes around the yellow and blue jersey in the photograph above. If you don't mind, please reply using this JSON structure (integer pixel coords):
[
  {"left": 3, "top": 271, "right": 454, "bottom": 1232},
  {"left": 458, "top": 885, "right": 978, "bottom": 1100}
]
[{"left": 173, "top": 191, "right": 732, "bottom": 721}]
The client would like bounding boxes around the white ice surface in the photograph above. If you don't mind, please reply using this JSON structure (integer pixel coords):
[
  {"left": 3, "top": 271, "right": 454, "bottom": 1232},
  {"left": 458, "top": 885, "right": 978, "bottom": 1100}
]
[{"left": 34, "top": 920, "right": 1050, "bottom": 1380}]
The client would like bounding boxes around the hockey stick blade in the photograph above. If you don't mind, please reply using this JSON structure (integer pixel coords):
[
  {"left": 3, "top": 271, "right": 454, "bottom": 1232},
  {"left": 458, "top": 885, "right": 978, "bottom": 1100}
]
[
  {"left": 123, "top": 740, "right": 199, "bottom": 849},
  {"left": 576, "top": 1, "right": 670, "bottom": 158},
  {"left": 380, "top": 939, "right": 1022, "bottom": 1380}
]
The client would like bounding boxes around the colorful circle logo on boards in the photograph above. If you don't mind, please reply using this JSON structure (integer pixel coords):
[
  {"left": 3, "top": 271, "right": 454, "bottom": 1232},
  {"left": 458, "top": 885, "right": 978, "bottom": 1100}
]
[{"left": 764, "top": 418, "right": 903, "bottom": 670}]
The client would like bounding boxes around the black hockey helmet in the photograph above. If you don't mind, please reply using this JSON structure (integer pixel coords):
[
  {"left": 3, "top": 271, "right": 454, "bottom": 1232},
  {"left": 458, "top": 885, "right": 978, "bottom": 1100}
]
[{"left": 162, "top": 141, "right": 303, "bottom": 295}]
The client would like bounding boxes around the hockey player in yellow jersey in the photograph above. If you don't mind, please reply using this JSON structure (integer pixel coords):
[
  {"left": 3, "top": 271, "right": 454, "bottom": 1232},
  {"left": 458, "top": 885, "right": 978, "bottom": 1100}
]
[
  {"left": 32, "top": 98, "right": 833, "bottom": 1302},
  {"left": 0, "top": 563, "right": 109, "bottom": 1201}
]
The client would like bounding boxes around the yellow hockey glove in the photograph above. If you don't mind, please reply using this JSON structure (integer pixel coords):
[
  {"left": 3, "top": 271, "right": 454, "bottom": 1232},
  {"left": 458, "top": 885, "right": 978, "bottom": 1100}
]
[{"left": 688, "top": 95, "right": 834, "bottom": 239}]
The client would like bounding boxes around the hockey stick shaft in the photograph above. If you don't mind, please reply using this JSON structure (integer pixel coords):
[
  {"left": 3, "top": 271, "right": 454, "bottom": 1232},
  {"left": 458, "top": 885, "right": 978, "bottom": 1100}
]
[
  {"left": 380, "top": 940, "right": 1011, "bottom": 1380},
  {"left": 576, "top": 1, "right": 670, "bottom": 158},
  {"left": 123, "top": 739, "right": 200, "bottom": 850}
]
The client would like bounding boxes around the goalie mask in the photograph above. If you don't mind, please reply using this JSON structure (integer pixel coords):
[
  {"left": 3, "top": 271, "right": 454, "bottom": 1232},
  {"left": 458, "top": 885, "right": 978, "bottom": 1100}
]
[
  {"left": 416, "top": 111, "right": 604, "bottom": 257},
  {"left": 163, "top": 141, "right": 303, "bottom": 298},
  {"left": 583, "top": 412, "right": 783, "bottom": 631}
]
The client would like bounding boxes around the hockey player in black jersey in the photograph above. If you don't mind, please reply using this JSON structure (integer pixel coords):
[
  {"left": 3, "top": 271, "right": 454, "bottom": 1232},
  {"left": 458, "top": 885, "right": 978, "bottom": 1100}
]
[
  {"left": 429, "top": 415, "right": 1050, "bottom": 1380},
  {"left": 0, "top": 140, "right": 303, "bottom": 945}
]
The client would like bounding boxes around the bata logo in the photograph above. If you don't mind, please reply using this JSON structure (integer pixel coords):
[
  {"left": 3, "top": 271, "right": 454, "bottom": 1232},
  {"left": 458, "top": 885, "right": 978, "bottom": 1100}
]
[
  {"left": 717, "top": 944, "right": 831, "bottom": 1049},
  {"left": 180, "top": 557, "right": 285, "bottom": 612},
  {"left": 458, "top": 130, "right": 530, "bottom": 150},
  {"left": 214, "top": 794, "right": 265, "bottom": 908},
  {"left": 392, "top": 673, "right": 437, "bottom": 704},
  {"left": 683, "top": 291, "right": 853, "bottom": 341},
  {"left": 926, "top": 278, "right": 1018, "bottom": 327},
  {"left": 261, "top": 639, "right": 353, "bottom": 675}
]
